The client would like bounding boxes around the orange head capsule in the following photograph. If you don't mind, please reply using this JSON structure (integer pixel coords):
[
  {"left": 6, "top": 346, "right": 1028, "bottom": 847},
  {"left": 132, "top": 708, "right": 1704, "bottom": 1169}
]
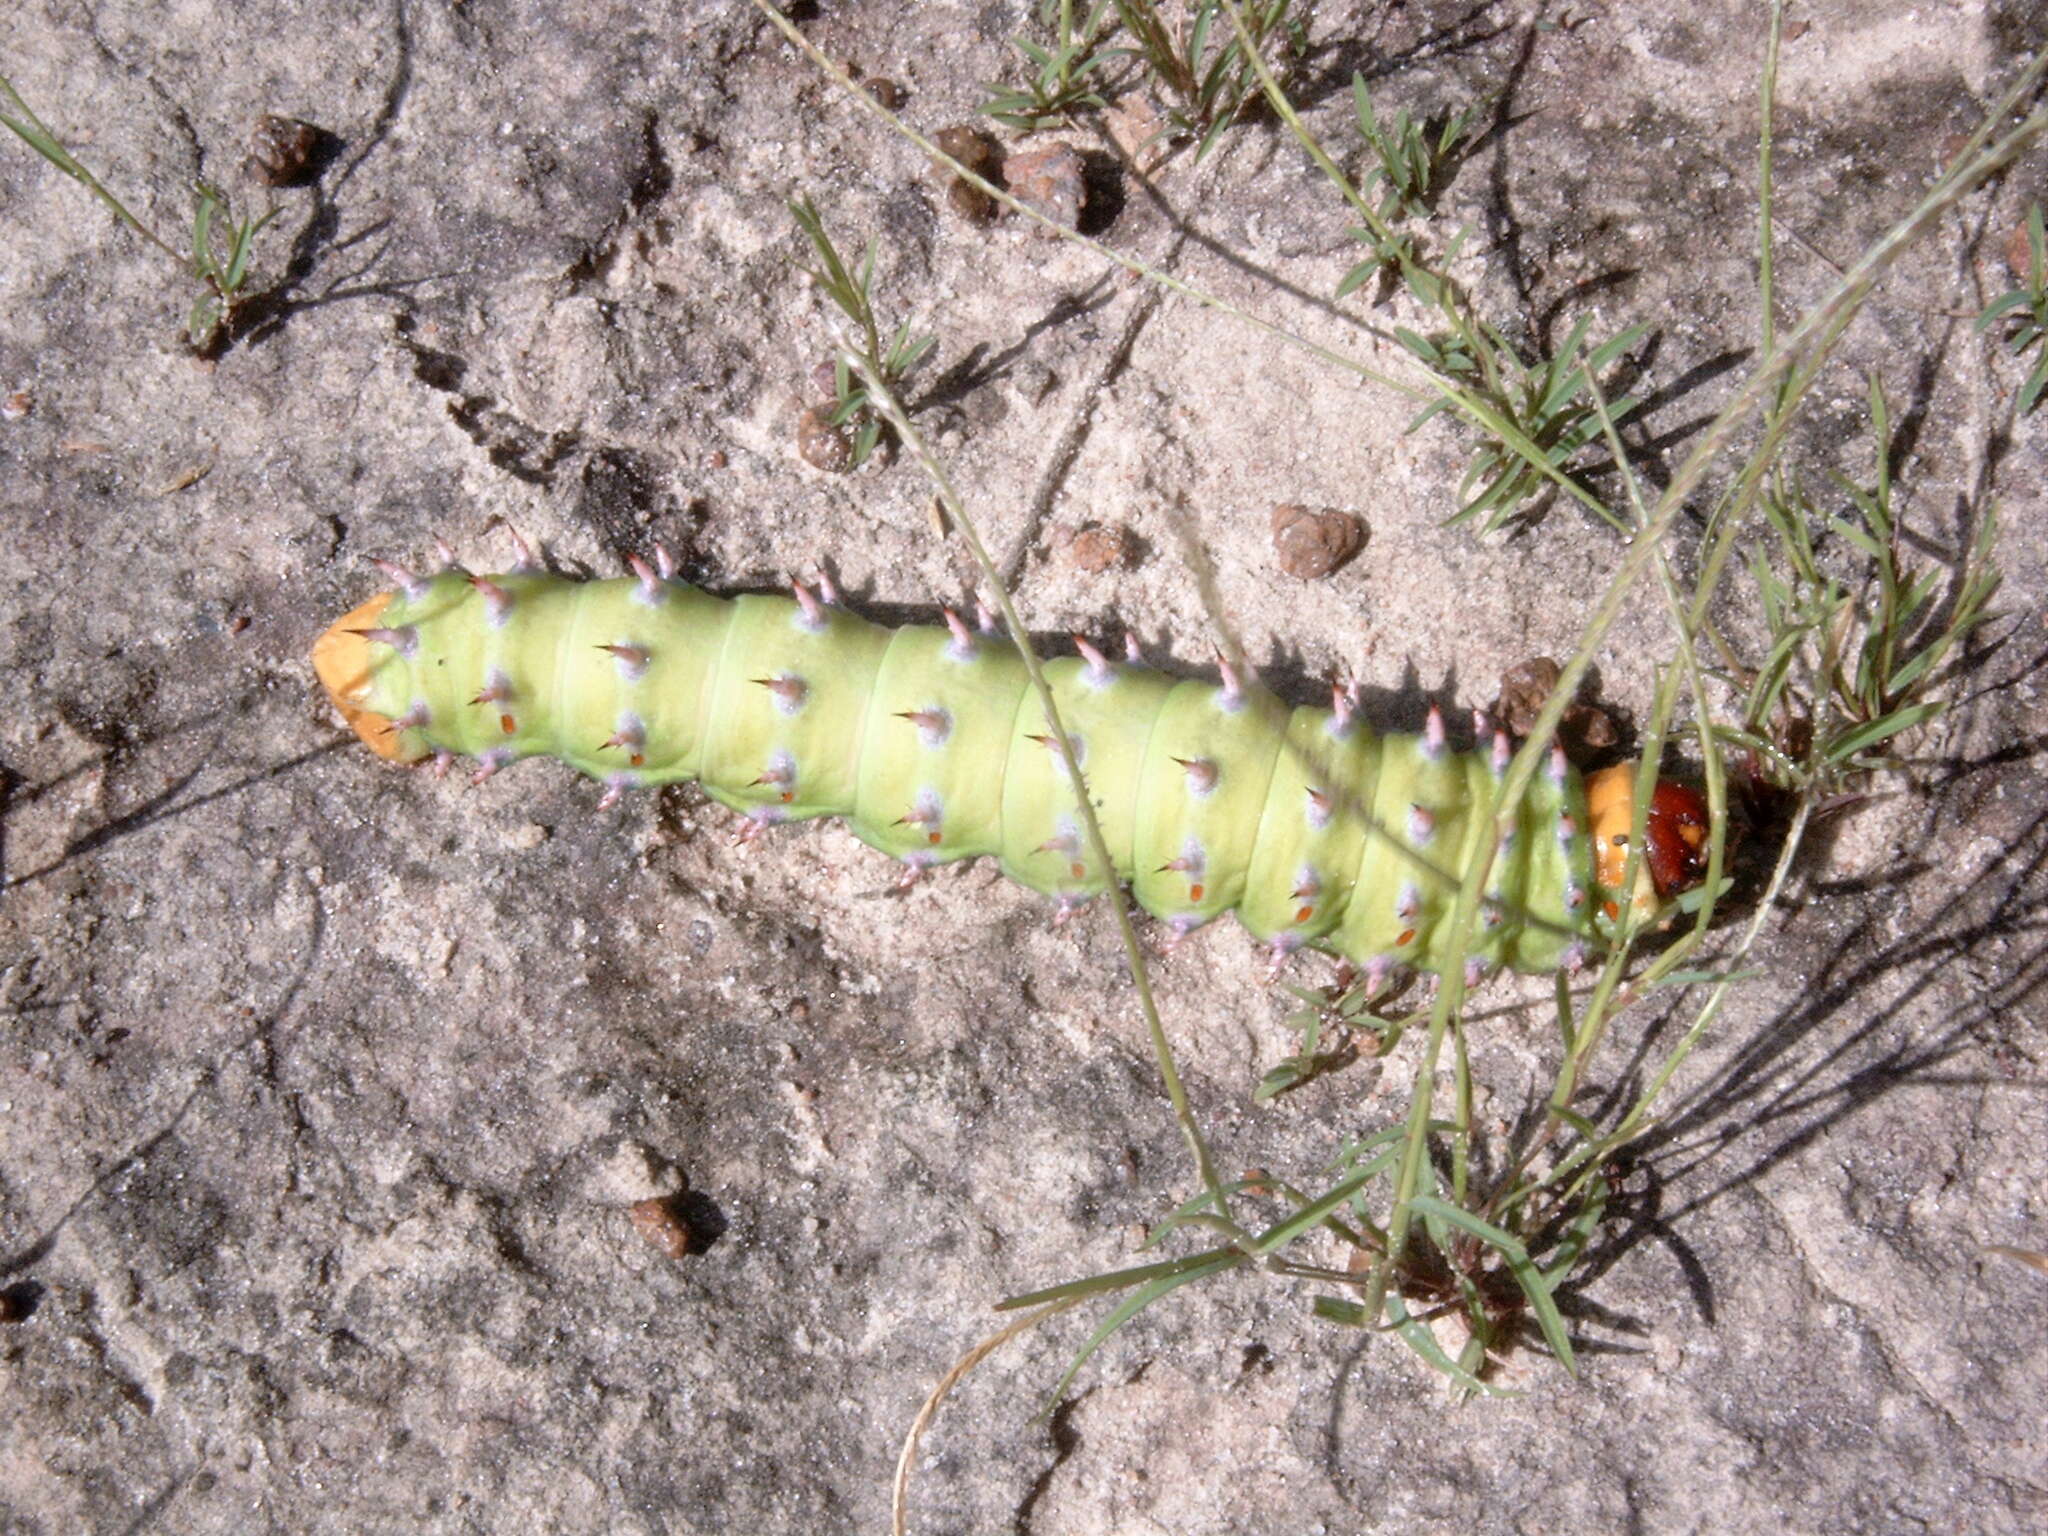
[
  {"left": 1584, "top": 763, "right": 1713, "bottom": 913},
  {"left": 312, "top": 592, "right": 428, "bottom": 762}
]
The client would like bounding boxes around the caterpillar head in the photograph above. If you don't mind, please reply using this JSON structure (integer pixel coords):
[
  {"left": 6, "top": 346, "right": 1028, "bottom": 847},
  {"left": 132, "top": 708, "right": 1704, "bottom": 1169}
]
[
  {"left": 1584, "top": 763, "right": 1711, "bottom": 917},
  {"left": 313, "top": 592, "right": 427, "bottom": 763}
]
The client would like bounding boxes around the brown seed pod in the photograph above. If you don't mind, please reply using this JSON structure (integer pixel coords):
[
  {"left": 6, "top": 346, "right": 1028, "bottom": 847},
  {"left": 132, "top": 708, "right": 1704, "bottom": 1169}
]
[{"left": 1270, "top": 504, "right": 1366, "bottom": 579}]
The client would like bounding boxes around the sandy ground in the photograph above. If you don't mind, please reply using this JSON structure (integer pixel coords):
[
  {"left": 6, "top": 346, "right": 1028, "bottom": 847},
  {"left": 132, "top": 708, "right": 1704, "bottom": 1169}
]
[{"left": 2, "top": 1, "right": 2045, "bottom": 1531}]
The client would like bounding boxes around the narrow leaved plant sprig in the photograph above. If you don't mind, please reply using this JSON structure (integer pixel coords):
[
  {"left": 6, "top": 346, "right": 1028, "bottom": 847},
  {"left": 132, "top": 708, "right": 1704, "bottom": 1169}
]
[
  {"left": 0, "top": 71, "right": 278, "bottom": 349},
  {"left": 980, "top": 0, "right": 1121, "bottom": 130},
  {"left": 1976, "top": 202, "right": 2048, "bottom": 414}
]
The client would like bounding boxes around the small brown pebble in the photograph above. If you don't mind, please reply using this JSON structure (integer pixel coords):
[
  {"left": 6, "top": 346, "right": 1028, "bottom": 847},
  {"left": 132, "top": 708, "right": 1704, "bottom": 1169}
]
[
  {"left": 1, "top": 390, "right": 30, "bottom": 420},
  {"left": 2005, "top": 219, "right": 2040, "bottom": 284},
  {"left": 228, "top": 615, "right": 251, "bottom": 636},
  {"left": 628, "top": 1196, "right": 693, "bottom": 1260},
  {"left": 1493, "top": 656, "right": 1619, "bottom": 753},
  {"left": 0, "top": 1292, "right": 18, "bottom": 1324},
  {"left": 808, "top": 359, "right": 843, "bottom": 408},
  {"left": 1783, "top": 18, "right": 1810, "bottom": 40},
  {"left": 1567, "top": 702, "right": 1618, "bottom": 751},
  {"left": 1494, "top": 657, "right": 1563, "bottom": 738},
  {"left": 1270, "top": 504, "right": 1366, "bottom": 579},
  {"left": 1066, "top": 523, "right": 1134, "bottom": 573},
  {"left": 864, "top": 77, "right": 906, "bottom": 111},
  {"left": 795, "top": 405, "right": 853, "bottom": 473},
  {"left": 246, "top": 114, "right": 322, "bottom": 186},
  {"left": 1004, "top": 142, "right": 1086, "bottom": 232},
  {"left": 935, "top": 125, "right": 1000, "bottom": 222},
  {"left": 705, "top": 449, "right": 727, "bottom": 470}
]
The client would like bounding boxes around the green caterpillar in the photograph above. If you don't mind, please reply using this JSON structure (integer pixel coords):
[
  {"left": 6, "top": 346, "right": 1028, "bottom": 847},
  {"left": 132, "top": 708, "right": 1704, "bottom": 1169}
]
[{"left": 315, "top": 546, "right": 1710, "bottom": 985}]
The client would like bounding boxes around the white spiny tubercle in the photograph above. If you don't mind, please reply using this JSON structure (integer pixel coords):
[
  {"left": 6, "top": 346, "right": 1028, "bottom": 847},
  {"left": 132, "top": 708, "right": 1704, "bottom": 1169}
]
[
  {"left": 355, "top": 624, "right": 419, "bottom": 656},
  {"left": 895, "top": 707, "right": 951, "bottom": 746},
  {"left": 654, "top": 542, "right": 678, "bottom": 581},
  {"left": 597, "top": 774, "right": 633, "bottom": 811},
  {"left": 791, "top": 580, "right": 827, "bottom": 630},
  {"left": 1472, "top": 708, "right": 1491, "bottom": 741},
  {"left": 942, "top": 608, "right": 977, "bottom": 660},
  {"left": 1423, "top": 703, "right": 1447, "bottom": 759},
  {"left": 600, "top": 713, "right": 646, "bottom": 753},
  {"left": 471, "top": 748, "right": 514, "bottom": 786},
  {"left": 372, "top": 557, "right": 430, "bottom": 600},
  {"left": 1492, "top": 730, "right": 1513, "bottom": 775},
  {"left": 753, "top": 673, "right": 807, "bottom": 712},
  {"left": 1305, "top": 787, "right": 1334, "bottom": 828},
  {"left": 1557, "top": 811, "right": 1578, "bottom": 846},
  {"left": 1124, "top": 631, "right": 1144, "bottom": 665},
  {"left": 429, "top": 749, "right": 455, "bottom": 780},
  {"left": 1464, "top": 955, "right": 1489, "bottom": 989},
  {"left": 1215, "top": 651, "right": 1245, "bottom": 711},
  {"left": 629, "top": 556, "right": 667, "bottom": 605},
  {"left": 1395, "top": 882, "right": 1422, "bottom": 922},
  {"left": 506, "top": 527, "right": 539, "bottom": 572},
  {"left": 470, "top": 574, "right": 514, "bottom": 627},
  {"left": 471, "top": 669, "right": 512, "bottom": 706},
  {"left": 1074, "top": 635, "right": 1115, "bottom": 686},
  {"left": 816, "top": 570, "right": 840, "bottom": 604},
  {"left": 1330, "top": 680, "right": 1355, "bottom": 736},
  {"left": 1548, "top": 740, "right": 1569, "bottom": 786},
  {"left": 394, "top": 701, "right": 432, "bottom": 730},
  {"left": 601, "top": 643, "right": 653, "bottom": 680},
  {"left": 1407, "top": 804, "right": 1436, "bottom": 845},
  {"left": 1175, "top": 756, "right": 1219, "bottom": 796},
  {"left": 975, "top": 601, "right": 999, "bottom": 635},
  {"left": 432, "top": 536, "right": 463, "bottom": 574}
]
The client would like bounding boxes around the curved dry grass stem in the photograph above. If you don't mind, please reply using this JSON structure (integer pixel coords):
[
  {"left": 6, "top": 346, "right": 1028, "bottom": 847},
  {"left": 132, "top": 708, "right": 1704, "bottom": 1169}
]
[{"left": 891, "top": 1298, "right": 1084, "bottom": 1536}]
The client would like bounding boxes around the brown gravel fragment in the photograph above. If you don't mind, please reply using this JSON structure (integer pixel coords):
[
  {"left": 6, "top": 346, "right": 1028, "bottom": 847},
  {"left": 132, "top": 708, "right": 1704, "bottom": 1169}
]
[
  {"left": 1492, "top": 656, "right": 1620, "bottom": 754},
  {"left": 1004, "top": 142, "right": 1086, "bottom": 232},
  {"left": 1494, "top": 657, "right": 1564, "bottom": 736},
  {"left": 1, "top": 390, "right": 30, "bottom": 420},
  {"left": 795, "top": 405, "right": 853, "bottom": 473},
  {"left": 864, "top": 77, "right": 906, "bottom": 110},
  {"left": 245, "top": 115, "right": 323, "bottom": 186},
  {"left": 1270, "top": 504, "right": 1366, "bottom": 579},
  {"left": 628, "top": 1196, "right": 694, "bottom": 1260},
  {"left": 2005, "top": 219, "right": 2040, "bottom": 284},
  {"left": 1063, "top": 523, "right": 1135, "bottom": 573}
]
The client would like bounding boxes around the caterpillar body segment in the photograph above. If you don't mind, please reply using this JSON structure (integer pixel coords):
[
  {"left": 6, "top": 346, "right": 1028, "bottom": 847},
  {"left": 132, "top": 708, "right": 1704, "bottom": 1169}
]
[{"left": 317, "top": 566, "right": 1702, "bottom": 979}]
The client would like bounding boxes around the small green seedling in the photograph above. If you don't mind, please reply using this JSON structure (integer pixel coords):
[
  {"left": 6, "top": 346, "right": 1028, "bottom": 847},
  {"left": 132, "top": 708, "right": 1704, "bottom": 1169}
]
[
  {"left": 1717, "top": 377, "right": 2002, "bottom": 794},
  {"left": 1351, "top": 74, "right": 1481, "bottom": 222},
  {"left": 1401, "top": 313, "right": 1647, "bottom": 533},
  {"left": 1976, "top": 203, "right": 2048, "bottom": 414},
  {"left": 1112, "top": 0, "right": 1310, "bottom": 161},
  {"left": 789, "top": 198, "right": 937, "bottom": 468},
  {"left": 981, "top": 0, "right": 1120, "bottom": 130},
  {"left": 0, "top": 71, "right": 278, "bottom": 351}
]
